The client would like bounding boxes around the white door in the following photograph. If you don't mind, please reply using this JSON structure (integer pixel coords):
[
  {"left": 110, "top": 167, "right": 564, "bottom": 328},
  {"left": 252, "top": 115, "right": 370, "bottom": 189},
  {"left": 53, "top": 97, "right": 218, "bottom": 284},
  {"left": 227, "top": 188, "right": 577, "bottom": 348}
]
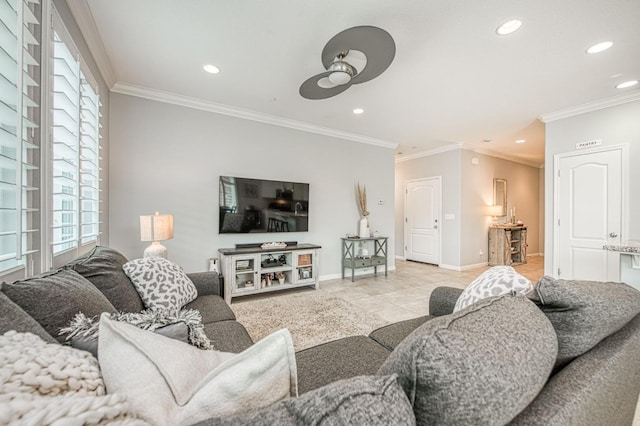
[
  {"left": 405, "top": 178, "right": 440, "bottom": 264},
  {"left": 556, "top": 147, "right": 624, "bottom": 280}
]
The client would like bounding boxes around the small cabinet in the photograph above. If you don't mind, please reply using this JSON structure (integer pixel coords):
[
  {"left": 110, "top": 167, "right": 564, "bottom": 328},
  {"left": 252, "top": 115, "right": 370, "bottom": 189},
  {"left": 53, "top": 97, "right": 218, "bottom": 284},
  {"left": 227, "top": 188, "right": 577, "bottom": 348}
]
[
  {"left": 341, "top": 236, "right": 389, "bottom": 281},
  {"left": 219, "top": 244, "right": 321, "bottom": 303},
  {"left": 489, "top": 226, "right": 527, "bottom": 266}
]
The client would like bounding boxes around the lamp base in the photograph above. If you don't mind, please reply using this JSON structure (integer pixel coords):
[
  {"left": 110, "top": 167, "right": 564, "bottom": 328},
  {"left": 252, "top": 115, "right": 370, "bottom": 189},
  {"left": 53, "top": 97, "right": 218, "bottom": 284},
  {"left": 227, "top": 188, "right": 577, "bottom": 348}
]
[{"left": 144, "top": 241, "right": 168, "bottom": 259}]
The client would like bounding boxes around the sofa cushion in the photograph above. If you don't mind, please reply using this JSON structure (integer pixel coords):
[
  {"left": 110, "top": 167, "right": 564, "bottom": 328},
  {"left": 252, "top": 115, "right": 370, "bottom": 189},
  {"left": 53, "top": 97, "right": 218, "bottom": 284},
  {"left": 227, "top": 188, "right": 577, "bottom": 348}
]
[
  {"left": 185, "top": 294, "right": 236, "bottom": 323},
  {"left": 0, "top": 291, "right": 57, "bottom": 343},
  {"left": 203, "top": 320, "right": 254, "bottom": 353},
  {"left": 195, "top": 375, "right": 416, "bottom": 426},
  {"left": 67, "top": 246, "right": 144, "bottom": 313},
  {"left": 2, "top": 269, "right": 117, "bottom": 343},
  {"left": 378, "top": 295, "right": 558, "bottom": 426},
  {"left": 295, "top": 335, "right": 391, "bottom": 395},
  {"left": 123, "top": 257, "right": 198, "bottom": 310},
  {"left": 528, "top": 275, "right": 640, "bottom": 368},
  {"left": 453, "top": 265, "right": 532, "bottom": 312},
  {"left": 369, "top": 315, "right": 430, "bottom": 351},
  {"left": 98, "top": 315, "right": 297, "bottom": 425}
]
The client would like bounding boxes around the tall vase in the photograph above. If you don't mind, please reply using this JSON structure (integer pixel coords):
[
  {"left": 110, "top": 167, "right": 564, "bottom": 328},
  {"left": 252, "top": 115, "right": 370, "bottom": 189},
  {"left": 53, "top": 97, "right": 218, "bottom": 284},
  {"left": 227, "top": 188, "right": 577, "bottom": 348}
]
[{"left": 359, "top": 216, "right": 370, "bottom": 238}]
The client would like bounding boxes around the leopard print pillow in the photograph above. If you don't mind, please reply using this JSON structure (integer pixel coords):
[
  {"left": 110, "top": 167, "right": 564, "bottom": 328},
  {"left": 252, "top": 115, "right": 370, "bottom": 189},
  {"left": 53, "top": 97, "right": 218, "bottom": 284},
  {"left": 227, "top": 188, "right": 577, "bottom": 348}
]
[
  {"left": 453, "top": 266, "right": 532, "bottom": 312},
  {"left": 122, "top": 257, "right": 198, "bottom": 310}
]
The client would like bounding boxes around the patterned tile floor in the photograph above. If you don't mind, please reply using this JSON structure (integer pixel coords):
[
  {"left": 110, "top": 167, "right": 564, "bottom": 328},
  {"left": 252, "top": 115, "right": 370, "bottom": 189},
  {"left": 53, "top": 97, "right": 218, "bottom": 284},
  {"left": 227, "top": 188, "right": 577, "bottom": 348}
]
[{"left": 320, "top": 255, "right": 544, "bottom": 323}]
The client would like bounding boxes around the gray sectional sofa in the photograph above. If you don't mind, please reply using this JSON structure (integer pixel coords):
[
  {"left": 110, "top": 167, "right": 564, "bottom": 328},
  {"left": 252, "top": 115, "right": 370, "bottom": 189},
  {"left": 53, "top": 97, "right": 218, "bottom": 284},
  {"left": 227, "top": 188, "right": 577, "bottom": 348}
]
[{"left": 2, "top": 246, "right": 640, "bottom": 425}]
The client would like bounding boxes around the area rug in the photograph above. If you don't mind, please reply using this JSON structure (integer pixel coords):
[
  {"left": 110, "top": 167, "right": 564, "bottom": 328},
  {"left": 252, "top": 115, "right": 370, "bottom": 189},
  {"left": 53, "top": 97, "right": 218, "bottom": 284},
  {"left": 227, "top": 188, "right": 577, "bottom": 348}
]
[{"left": 231, "top": 291, "right": 388, "bottom": 351}]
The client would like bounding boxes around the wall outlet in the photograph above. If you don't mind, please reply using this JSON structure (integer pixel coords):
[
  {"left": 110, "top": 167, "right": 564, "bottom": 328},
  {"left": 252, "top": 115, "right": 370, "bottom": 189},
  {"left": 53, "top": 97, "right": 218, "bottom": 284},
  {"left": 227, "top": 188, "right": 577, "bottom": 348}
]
[{"left": 479, "top": 250, "right": 484, "bottom": 257}]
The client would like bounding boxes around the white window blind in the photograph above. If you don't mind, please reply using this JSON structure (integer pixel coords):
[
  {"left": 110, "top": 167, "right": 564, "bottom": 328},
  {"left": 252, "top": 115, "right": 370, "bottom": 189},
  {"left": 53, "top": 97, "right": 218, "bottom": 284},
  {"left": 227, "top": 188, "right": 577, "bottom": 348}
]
[
  {"left": 0, "top": 0, "right": 40, "bottom": 274},
  {"left": 50, "top": 13, "right": 100, "bottom": 261}
]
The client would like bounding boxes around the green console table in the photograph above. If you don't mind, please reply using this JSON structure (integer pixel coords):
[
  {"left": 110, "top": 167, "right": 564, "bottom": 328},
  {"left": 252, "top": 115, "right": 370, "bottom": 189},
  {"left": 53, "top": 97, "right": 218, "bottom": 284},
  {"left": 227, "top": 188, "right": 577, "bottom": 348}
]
[{"left": 341, "top": 236, "right": 388, "bottom": 282}]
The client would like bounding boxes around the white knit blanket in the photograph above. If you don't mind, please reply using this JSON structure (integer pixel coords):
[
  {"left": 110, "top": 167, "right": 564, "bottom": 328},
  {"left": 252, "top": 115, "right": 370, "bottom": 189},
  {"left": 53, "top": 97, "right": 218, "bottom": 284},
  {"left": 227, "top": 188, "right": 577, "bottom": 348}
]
[{"left": 0, "top": 331, "right": 148, "bottom": 425}]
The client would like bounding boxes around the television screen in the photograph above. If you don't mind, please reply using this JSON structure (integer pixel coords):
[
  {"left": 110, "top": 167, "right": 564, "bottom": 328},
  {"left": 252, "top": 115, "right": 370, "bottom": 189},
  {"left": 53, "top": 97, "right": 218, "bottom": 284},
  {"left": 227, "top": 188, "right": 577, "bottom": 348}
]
[{"left": 219, "top": 176, "right": 309, "bottom": 233}]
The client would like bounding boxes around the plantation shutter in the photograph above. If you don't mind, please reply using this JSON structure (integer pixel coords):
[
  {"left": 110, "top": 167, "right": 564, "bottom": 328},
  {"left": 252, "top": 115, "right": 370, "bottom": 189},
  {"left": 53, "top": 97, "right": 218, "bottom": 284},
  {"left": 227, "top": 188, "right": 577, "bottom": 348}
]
[
  {"left": 50, "top": 10, "right": 100, "bottom": 265},
  {"left": 0, "top": 0, "right": 41, "bottom": 274}
]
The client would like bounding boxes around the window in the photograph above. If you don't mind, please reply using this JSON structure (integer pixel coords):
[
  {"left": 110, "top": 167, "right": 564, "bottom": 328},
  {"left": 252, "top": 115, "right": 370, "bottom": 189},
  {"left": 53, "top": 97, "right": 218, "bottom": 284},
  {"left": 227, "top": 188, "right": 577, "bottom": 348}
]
[
  {"left": 0, "top": 0, "right": 41, "bottom": 274},
  {"left": 50, "top": 13, "right": 101, "bottom": 262}
]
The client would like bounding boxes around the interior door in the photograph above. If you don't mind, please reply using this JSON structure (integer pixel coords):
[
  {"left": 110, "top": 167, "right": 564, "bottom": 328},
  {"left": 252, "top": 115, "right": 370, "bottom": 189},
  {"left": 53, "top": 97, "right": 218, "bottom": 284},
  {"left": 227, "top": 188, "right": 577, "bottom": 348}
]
[
  {"left": 405, "top": 178, "right": 440, "bottom": 264},
  {"left": 556, "top": 148, "right": 623, "bottom": 280}
]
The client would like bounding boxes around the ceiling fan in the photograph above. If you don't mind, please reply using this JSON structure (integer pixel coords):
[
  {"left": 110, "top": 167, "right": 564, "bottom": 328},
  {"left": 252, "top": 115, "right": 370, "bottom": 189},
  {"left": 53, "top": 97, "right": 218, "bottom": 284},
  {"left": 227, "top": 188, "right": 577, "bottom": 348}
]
[{"left": 299, "top": 26, "right": 396, "bottom": 100}]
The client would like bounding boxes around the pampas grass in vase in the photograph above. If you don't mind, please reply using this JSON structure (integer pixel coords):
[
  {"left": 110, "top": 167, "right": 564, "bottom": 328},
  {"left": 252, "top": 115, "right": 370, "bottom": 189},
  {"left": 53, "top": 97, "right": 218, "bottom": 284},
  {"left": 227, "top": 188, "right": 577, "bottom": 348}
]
[{"left": 356, "top": 182, "right": 370, "bottom": 238}]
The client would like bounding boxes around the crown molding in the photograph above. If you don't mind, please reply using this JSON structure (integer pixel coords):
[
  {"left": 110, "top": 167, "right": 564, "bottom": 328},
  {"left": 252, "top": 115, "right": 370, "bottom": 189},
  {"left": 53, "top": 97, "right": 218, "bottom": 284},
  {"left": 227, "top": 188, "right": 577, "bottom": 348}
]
[
  {"left": 66, "top": 0, "right": 117, "bottom": 88},
  {"left": 462, "top": 145, "right": 542, "bottom": 168},
  {"left": 395, "top": 143, "right": 542, "bottom": 168},
  {"left": 394, "top": 143, "right": 463, "bottom": 163},
  {"left": 539, "top": 90, "right": 640, "bottom": 123},
  {"left": 112, "top": 82, "right": 397, "bottom": 149}
]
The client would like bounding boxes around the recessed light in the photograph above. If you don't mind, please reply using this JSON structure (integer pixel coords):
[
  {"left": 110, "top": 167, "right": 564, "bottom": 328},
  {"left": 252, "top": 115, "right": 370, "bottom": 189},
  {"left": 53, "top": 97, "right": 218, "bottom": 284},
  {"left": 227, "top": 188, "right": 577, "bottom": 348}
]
[
  {"left": 482, "top": 138, "right": 492, "bottom": 143},
  {"left": 515, "top": 139, "right": 526, "bottom": 144},
  {"left": 203, "top": 64, "right": 220, "bottom": 74},
  {"left": 586, "top": 41, "right": 613, "bottom": 54},
  {"left": 353, "top": 108, "right": 364, "bottom": 114},
  {"left": 616, "top": 80, "right": 638, "bottom": 89},
  {"left": 496, "top": 19, "right": 522, "bottom": 36}
]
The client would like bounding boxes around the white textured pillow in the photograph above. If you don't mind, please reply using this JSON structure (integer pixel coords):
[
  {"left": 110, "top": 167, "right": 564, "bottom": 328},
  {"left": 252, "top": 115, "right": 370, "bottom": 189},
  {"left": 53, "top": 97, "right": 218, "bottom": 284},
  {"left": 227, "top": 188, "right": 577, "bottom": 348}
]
[
  {"left": 122, "top": 257, "right": 197, "bottom": 310},
  {"left": 454, "top": 266, "right": 532, "bottom": 312},
  {"left": 98, "top": 314, "right": 298, "bottom": 425}
]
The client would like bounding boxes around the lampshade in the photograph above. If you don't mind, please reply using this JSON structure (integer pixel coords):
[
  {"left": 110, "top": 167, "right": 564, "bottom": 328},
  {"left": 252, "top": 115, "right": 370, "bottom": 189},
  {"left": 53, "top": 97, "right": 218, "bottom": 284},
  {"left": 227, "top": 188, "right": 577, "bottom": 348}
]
[
  {"left": 487, "top": 205, "right": 504, "bottom": 217},
  {"left": 140, "top": 213, "right": 174, "bottom": 242}
]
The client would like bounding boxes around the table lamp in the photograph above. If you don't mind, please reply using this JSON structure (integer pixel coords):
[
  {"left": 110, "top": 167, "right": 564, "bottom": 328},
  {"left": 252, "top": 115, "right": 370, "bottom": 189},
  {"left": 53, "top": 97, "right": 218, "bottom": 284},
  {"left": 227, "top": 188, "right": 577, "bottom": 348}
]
[
  {"left": 487, "top": 205, "right": 504, "bottom": 223},
  {"left": 140, "top": 212, "right": 174, "bottom": 258}
]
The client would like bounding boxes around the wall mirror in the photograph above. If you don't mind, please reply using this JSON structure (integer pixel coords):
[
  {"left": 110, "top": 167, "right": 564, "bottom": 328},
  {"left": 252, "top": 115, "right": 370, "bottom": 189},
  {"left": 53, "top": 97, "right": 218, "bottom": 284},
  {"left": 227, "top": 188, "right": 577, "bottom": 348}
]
[{"left": 493, "top": 178, "right": 507, "bottom": 217}]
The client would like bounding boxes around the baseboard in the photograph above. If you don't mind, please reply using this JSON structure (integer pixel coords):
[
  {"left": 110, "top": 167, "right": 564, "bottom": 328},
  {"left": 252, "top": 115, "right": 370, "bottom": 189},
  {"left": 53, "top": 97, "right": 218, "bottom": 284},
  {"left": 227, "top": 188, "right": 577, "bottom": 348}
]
[
  {"left": 395, "top": 255, "right": 406, "bottom": 261},
  {"left": 319, "top": 265, "right": 396, "bottom": 282},
  {"left": 527, "top": 252, "right": 543, "bottom": 257},
  {"left": 440, "top": 262, "right": 488, "bottom": 272}
]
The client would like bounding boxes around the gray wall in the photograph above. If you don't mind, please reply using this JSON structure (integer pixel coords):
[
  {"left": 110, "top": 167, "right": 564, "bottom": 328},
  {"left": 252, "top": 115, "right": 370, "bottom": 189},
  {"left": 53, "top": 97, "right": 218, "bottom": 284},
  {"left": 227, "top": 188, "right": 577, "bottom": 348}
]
[
  {"left": 395, "top": 148, "right": 541, "bottom": 270},
  {"left": 395, "top": 149, "right": 462, "bottom": 267},
  {"left": 544, "top": 99, "right": 640, "bottom": 276},
  {"left": 108, "top": 94, "right": 395, "bottom": 276}
]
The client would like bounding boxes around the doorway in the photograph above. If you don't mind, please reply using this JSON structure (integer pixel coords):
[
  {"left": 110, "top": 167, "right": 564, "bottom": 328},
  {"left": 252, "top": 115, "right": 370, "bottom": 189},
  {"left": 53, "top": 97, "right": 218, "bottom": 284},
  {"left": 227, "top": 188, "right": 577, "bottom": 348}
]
[
  {"left": 404, "top": 177, "right": 441, "bottom": 265},
  {"left": 553, "top": 145, "right": 627, "bottom": 280}
]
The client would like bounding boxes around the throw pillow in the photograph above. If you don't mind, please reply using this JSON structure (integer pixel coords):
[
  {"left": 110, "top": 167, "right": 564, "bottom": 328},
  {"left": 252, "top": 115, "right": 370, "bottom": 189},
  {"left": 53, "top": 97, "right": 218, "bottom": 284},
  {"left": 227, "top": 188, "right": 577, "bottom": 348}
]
[
  {"left": 98, "top": 314, "right": 298, "bottom": 425},
  {"left": 528, "top": 275, "right": 640, "bottom": 368},
  {"left": 66, "top": 246, "right": 144, "bottom": 313},
  {"left": 0, "top": 331, "right": 104, "bottom": 396},
  {"left": 453, "top": 265, "right": 532, "bottom": 312},
  {"left": 123, "top": 257, "right": 198, "bottom": 310},
  {"left": 1, "top": 269, "right": 117, "bottom": 343},
  {"left": 378, "top": 295, "right": 558, "bottom": 426},
  {"left": 204, "top": 375, "right": 415, "bottom": 425},
  {"left": 0, "top": 291, "right": 57, "bottom": 344},
  {"left": 59, "top": 309, "right": 211, "bottom": 358}
]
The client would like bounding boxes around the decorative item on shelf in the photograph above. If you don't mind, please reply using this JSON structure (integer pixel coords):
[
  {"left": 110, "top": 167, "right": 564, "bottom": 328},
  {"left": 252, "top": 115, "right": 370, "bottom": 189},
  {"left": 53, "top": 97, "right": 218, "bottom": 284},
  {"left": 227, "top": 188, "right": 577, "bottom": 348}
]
[
  {"left": 356, "top": 182, "right": 370, "bottom": 238},
  {"left": 359, "top": 246, "right": 370, "bottom": 259},
  {"left": 261, "top": 254, "right": 280, "bottom": 268},
  {"left": 298, "top": 254, "right": 312, "bottom": 266},
  {"left": 140, "top": 212, "right": 174, "bottom": 259},
  {"left": 516, "top": 220, "right": 524, "bottom": 226},
  {"left": 510, "top": 206, "right": 517, "bottom": 225},
  {"left": 236, "top": 260, "right": 250, "bottom": 270},
  {"left": 277, "top": 272, "right": 285, "bottom": 285},
  {"left": 261, "top": 241, "right": 287, "bottom": 249}
]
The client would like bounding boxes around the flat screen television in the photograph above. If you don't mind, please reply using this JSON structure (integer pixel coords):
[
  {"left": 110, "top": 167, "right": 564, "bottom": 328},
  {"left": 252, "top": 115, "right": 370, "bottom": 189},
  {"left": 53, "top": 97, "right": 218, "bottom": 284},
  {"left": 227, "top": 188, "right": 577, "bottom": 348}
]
[{"left": 219, "top": 176, "right": 309, "bottom": 234}]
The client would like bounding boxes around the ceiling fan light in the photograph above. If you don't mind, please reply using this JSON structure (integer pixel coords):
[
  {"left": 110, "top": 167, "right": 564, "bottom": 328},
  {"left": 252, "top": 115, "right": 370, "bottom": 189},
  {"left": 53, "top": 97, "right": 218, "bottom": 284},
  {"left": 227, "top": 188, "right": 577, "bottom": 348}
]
[{"left": 329, "top": 71, "right": 352, "bottom": 85}]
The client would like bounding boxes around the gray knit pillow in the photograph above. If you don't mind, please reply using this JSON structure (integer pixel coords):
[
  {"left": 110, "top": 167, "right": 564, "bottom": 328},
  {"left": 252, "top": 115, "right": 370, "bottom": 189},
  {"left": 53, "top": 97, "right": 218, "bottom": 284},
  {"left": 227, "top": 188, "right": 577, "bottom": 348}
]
[
  {"left": 201, "top": 375, "right": 415, "bottom": 425},
  {"left": 528, "top": 276, "right": 640, "bottom": 368},
  {"left": 378, "top": 295, "right": 558, "bottom": 425}
]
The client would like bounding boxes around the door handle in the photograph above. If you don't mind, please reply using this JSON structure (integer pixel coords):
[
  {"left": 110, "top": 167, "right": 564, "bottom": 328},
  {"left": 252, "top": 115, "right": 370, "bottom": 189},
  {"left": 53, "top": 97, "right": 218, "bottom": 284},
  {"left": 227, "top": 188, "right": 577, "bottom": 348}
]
[{"left": 609, "top": 232, "right": 618, "bottom": 238}]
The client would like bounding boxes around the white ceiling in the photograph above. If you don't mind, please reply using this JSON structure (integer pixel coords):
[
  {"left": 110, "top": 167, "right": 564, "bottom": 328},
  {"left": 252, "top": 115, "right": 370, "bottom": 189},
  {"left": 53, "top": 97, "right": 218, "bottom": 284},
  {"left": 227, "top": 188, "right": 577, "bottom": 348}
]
[{"left": 71, "top": 0, "right": 640, "bottom": 166}]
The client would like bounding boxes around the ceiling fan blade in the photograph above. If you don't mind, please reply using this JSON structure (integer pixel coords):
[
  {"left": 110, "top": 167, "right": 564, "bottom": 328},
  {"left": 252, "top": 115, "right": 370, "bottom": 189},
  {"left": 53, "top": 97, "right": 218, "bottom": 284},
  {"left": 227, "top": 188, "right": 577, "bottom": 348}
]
[
  {"left": 321, "top": 26, "right": 395, "bottom": 85},
  {"left": 299, "top": 71, "right": 352, "bottom": 100}
]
